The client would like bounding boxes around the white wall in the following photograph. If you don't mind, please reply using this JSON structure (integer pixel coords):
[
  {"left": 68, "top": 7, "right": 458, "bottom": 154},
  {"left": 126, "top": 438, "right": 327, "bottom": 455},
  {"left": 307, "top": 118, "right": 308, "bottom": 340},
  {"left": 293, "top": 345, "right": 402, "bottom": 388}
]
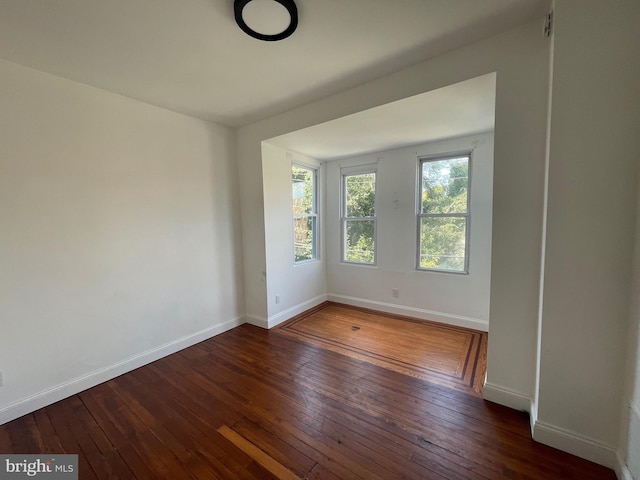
[
  {"left": 623, "top": 170, "right": 640, "bottom": 480},
  {"left": 0, "top": 59, "right": 244, "bottom": 424},
  {"left": 259, "top": 143, "right": 327, "bottom": 327},
  {"left": 609, "top": 5, "right": 640, "bottom": 477},
  {"left": 325, "top": 133, "right": 494, "bottom": 331},
  {"left": 534, "top": 0, "right": 640, "bottom": 468}
]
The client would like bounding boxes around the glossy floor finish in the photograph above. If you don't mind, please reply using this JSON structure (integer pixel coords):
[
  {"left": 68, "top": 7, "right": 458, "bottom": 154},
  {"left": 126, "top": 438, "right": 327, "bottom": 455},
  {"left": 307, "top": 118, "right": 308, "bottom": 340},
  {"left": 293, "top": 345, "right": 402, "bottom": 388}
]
[
  {"left": 275, "top": 302, "right": 487, "bottom": 396},
  {"left": 0, "top": 313, "right": 616, "bottom": 479}
]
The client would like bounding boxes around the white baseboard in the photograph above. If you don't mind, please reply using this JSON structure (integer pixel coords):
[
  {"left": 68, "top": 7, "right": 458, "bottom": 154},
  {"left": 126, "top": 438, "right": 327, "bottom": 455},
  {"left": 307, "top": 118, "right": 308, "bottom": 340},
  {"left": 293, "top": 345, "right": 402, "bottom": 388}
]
[
  {"left": 483, "top": 382, "right": 532, "bottom": 412},
  {"left": 532, "top": 420, "right": 617, "bottom": 469},
  {"left": 245, "top": 314, "right": 268, "bottom": 329},
  {"left": 327, "top": 294, "right": 488, "bottom": 332},
  {"left": 482, "top": 382, "right": 619, "bottom": 470},
  {"left": 616, "top": 452, "right": 634, "bottom": 480},
  {"left": 267, "top": 294, "right": 328, "bottom": 328},
  {"left": 0, "top": 316, "right": 244, "bottom": 426},
  {"left": 620, "top": 403, "right": 640, "bottom": 480}
]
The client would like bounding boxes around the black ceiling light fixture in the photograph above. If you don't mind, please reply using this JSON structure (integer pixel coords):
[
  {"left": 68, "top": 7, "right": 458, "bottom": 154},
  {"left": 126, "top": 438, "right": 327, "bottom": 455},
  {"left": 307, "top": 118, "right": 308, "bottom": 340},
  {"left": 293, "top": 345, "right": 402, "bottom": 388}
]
[{"left": 234, "top": 0, "right": 298, "bottom": 41}]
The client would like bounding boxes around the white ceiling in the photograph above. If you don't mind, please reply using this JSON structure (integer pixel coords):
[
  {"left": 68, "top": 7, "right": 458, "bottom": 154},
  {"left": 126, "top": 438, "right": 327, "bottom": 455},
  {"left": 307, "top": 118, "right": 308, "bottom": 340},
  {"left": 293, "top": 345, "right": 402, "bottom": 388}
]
[
  {"left": 268, "top": 73, "right": 496, "bottom": 161},
  {"left": 0, "top": 0, "right": 546, "bottom": 127}
]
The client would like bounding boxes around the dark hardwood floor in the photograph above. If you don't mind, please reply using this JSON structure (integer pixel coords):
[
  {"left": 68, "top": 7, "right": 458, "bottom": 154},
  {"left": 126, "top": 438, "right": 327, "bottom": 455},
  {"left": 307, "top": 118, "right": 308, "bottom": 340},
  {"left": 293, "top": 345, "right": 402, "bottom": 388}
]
[{"left": 0, "top": 314, "right": 616, "bottom": 479}]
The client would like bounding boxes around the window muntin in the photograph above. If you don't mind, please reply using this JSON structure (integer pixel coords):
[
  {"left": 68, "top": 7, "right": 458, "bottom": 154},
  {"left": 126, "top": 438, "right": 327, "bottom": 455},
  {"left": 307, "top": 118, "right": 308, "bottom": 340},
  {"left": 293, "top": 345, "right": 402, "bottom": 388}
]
[
  {"left": 292, "top": 165, "right": 318, "bottom": 263},
  {"left": 418, "top": 155, "right": 470, "bottom": 273},
  {"left": 342, "top": 171, "right": 376, "bottom": 264}
]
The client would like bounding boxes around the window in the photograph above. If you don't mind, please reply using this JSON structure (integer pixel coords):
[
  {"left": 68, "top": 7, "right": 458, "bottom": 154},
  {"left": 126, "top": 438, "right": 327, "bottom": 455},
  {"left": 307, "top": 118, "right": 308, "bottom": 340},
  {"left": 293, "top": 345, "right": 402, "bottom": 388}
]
[
  {"left": 418, "top": 154, "right": 470, "bottom": 273},
  {"left": 292, "top": 164, "right": 318, "bottom": 263},
  {"left": 342, "top": 170, "right": 376, "bottom": 264}
]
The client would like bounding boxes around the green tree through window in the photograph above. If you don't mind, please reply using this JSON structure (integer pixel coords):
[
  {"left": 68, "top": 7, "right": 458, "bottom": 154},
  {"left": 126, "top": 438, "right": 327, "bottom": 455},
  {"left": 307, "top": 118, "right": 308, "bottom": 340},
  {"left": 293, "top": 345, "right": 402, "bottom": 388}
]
[
  {"left": 292, "top": 165, "right": 317, "bottom": 262},
  {"left": 342, "top": 172, "right": 376, "bottom": 264},
  {"left": 418, "top": 155, "right": 470, "bottom": 272}
]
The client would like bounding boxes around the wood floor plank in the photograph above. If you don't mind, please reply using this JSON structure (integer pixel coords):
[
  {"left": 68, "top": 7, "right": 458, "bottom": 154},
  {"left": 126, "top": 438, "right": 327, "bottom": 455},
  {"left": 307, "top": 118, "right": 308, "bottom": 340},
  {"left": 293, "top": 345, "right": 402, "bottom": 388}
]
[
  {"left": 43, "top": 403, "right": 99, "bottom": 480},
  {"left": 0, "top": 422, "right": 11, "bottom": 452},
  {"left": 217, "top": 425, "right": 299, "bottom": 480},
  {"left": 3, "top": 415, "right": 41, "bottom": 454},
  {"left": 54, "top": 395, "right": 134, "bottom": 480},
  {"left": 78, "top": 389, "right": 160, "bottom": 480},
  {"left": 0, "top": 306, "right": 616, "bottom": 480},
  {"left": 295, "top": 384, "right": 490, "bottom": 480},
  {"left": 230, "top": 415, "right": 362, "bottom": 480},
  {"left": 116, "top": 371, "right": 265, "bottom": 480},
  {"left": 229, "top": 417, "right": 317, "bottom": 477},
  {"left": 32, "top": 409, "right": 67, "bottom": 458},
  {"left": 305, "top": 463, "right": 345, "bottom": 480},
  {"left": 185, "top": 359, "right": 387, "bottom": 479}
]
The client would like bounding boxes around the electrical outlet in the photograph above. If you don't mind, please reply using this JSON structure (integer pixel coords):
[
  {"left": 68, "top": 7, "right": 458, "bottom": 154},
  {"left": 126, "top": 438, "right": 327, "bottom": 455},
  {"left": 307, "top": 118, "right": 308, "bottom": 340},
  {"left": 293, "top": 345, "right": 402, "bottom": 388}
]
[
  {"left": 275, "top": 294, "right": 280, "bottom": 304},
  {"left": 392, "top": 288, "right": 399, "bottom": 298}
]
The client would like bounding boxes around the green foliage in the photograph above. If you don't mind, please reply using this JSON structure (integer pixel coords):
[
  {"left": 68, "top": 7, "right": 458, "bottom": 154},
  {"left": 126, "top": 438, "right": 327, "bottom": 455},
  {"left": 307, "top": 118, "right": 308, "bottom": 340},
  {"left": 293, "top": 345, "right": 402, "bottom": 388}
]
[
  {"left": 292, "top": 166, "right": 314, "bottom": 214},
  {"left": 420, "top": 217, "right": 466, "bottom": 271},
  {"left": 420, "top": 158, "right": 469, "bottom": 271},
  {"left": 294, "top": 217, "right": 315, "bottom": 262},
  {"left": 344, "top": 173, "right": 376, "bottom": 263},
  {"left": 292, "top": 166, "right": 316, "bottom": 262},
  {"left": 421, "top": 159, "right": 468, "bottom": 214},
  {"left": 345, "top": 220, "right": 375, "bottom": 263},
  {"left": 346, "top": 173, "right": 376, "bottom": 217}
]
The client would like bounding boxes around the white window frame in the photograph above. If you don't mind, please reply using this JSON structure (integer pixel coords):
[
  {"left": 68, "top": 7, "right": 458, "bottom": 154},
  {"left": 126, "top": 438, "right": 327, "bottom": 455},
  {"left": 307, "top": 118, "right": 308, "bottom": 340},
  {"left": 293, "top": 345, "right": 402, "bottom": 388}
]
[
  {"left": 292, "top": 163, "right": 318, "bottom": 264},
  {"left": 417, "top": 153, "right": 471, "bottom": 274},
  {"left": 341, "top": 165, "right": 377, "bottom": 266}
]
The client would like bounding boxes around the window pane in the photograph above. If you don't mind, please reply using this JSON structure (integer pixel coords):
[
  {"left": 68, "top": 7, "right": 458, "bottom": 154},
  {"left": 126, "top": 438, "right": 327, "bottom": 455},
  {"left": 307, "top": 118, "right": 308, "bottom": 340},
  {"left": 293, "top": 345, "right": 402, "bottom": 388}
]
[
  {"left": 292, "top": 164, "right": 317, "bottom": 263},
  {"left": 419, "top": 216, "right": 466, "bottom": 272},
  {"left": 292, "top": 166, "right": 314, "bottom": 215},
  {"left": 345, "top": 219, "right": 375, "bottom": 264},
  {"left": 345, "top": 173, "right": 375, "bottom": 217},
  {"left": 294, "top": 216, "right": 316, "bottom": 262},
  {"left": 421, "top": 157, "right": 468, "bottom": 214}
]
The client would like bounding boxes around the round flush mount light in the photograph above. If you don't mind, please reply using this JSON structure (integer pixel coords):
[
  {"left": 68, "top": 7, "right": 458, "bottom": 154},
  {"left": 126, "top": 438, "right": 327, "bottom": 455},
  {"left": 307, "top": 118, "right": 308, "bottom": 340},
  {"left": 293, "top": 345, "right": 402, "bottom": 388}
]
[{"left": 234, "top": 0, "right": 298, "bottom": 41}]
